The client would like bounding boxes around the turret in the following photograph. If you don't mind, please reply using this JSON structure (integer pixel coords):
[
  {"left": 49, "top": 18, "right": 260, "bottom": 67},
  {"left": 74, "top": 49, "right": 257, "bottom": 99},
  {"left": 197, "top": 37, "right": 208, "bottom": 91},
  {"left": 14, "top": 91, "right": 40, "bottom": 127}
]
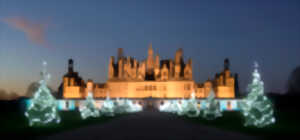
[
  {"left": 161, "top": 63, "right": 169, "bottom": 81},
  {"left": 154, "top": 54, "right": 160, "bottom": 80},
  {"left": 224, "top": 58, "right": 230, "bottom": 70},
  {"left": 132, "top": 59, "right": 137, "bottom": 79},
  {"left": 137, "top": 61, "right": 146, "bottom": 80},
  {"left": 117, "top": 48, "right": 124, "bottom": 60},
  {"left": 108, "top": 56, "right": 115, "bottom": 80},
  {"left": 118, "top": 58, "right": 124, "bottom": 79},
  {"left": 155, "top": 54, "right": 160, "bottom": 69},
  {"left": 175, "top": 48, "right": 183, "bottom": 65},
  {"left": 124, "top": 56, "right": 131, "bottom": 80},
  {"left": 68, "top": 59, "right": 74, "bottom": 73},
  {"left": 184, "top": 58, "right": 193, "bottom": 80},
  {"left": 175, "top": 48, "right": 184, "bottom": 79},
  {"left": 146, "top": 43, "right": 154, "bottom": 74}
]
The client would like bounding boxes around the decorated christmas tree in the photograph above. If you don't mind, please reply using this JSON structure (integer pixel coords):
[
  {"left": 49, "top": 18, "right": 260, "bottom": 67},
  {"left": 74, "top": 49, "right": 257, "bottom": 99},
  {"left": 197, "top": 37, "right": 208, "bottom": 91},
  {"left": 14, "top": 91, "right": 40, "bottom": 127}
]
[
  {"left": 122, "top": 99, "right": 133, "bottom": 113},
  {"left": 177, "top": 98, "right": 187, "bottom": 116},
  {"left": 202, "top": 89, "right": 222, "bottom": 120},
  {"left": 114, "top": 98, "right": 127, "bottom": 114},
  {"left": 169, "top": 100, "right": 181, "bottom": 114},
  {"left": 184, "top": 92, "right": 200, "bottom": 117},
  {"left": 123, "top": 99, "right": 142, "bottom": 113},
  {"left": 131, "top": 101, "right": 143, "bottom": 112},
  {"left": 241, "top": 62, "right": 275, "bottom": 128},
  {"left": 25, "top": 61, "right": 61, "bottom": 126},
  {"left": 79, "top": 92, "right": 100, "bottom": 119},
  {"left": 100, "top": 93, "right": 115, "bottom": 116},
  {"left": 159, "top": 100, "right": 180, "bottom": 113}
]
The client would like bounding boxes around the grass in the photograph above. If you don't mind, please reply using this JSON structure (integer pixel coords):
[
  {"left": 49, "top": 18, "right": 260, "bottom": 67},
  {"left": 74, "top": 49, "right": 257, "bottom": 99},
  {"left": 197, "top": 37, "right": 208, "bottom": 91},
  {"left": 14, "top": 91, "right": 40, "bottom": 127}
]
[
  {"left": 0, "top": 110, "right": 119, "bottom": 139},
  {"left": 180, "top": 110, "right": 300, "bottom": 139}
]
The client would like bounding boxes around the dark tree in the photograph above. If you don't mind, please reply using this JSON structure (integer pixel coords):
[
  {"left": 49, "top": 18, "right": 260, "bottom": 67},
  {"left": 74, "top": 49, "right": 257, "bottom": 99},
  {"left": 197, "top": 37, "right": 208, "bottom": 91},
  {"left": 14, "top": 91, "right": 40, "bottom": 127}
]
[
  {"left": 0, "top": 89, "right": 19, "bottom": 100},
  {"left": 287, "top": 66, "right": 300, "bottom": 95},
  {"left": 25, "top": 82, "right": 56, "bottom": 97}
]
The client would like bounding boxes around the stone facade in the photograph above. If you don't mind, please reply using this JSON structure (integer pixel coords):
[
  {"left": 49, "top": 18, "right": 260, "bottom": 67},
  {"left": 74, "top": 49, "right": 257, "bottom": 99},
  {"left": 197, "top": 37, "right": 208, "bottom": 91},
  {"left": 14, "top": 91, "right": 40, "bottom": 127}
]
[{"left": 61, "top": 44, "right": 236, "bottom": 99}]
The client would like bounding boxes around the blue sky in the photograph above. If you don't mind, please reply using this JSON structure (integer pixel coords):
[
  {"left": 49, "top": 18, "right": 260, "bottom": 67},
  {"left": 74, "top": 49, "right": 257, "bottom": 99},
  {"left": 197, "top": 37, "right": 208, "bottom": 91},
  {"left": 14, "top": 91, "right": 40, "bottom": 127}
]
[{"left": 0, "top": 0, "right": 300, "bottom": 95}]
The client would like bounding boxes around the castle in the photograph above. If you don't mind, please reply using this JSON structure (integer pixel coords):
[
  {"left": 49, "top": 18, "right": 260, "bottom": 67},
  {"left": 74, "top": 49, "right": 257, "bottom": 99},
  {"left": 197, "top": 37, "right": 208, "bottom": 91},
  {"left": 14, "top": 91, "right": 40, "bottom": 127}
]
[{"left": 61, "top": 44, "right": 237, "bottom": 99}]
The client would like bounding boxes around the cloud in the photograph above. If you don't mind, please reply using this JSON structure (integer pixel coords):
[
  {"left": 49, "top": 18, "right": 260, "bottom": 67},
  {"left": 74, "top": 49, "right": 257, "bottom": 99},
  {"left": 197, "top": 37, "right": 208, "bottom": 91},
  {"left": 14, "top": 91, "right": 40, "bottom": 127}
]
[{"left": 3, "top": 17, "right": 50, "bottom": 48}]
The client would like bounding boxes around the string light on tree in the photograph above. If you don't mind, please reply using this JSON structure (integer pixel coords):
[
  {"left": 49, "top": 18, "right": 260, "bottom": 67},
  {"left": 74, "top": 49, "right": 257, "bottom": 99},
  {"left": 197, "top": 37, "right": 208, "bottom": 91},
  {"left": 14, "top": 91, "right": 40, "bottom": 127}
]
[
  {"left": 183, "top": 92, "right": 200, "bottom": 117},
  {"left": 100, "top": 92, "right": 115, "bottom": 116},
  {"left": 202, "top": 89, "right": 222, "bottom": 120},
  {"left": 241, "top": 61, "right": 276, "bottom": 128},
  {"left": 159, "top": 100, "right": 181, "bottom": 114},
  {"left": 79, "top": 92, "right": 100, "bottom": 119},
  {"left": 114, "top": 98, "right": 127, "bottom": 114},
  {"left": 24, "top": 61, "right": 61, "bottom": 126}
]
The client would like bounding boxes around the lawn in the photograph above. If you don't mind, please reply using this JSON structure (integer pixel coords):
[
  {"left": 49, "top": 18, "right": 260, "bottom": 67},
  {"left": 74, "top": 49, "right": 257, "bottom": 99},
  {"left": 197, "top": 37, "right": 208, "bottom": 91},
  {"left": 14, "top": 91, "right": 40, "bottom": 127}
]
[
  {"left": 180, "top": 110, "right": 300, "bottom": 139},
  {"left": 0, "top": 110, "right": 119, "bottom": 139}
]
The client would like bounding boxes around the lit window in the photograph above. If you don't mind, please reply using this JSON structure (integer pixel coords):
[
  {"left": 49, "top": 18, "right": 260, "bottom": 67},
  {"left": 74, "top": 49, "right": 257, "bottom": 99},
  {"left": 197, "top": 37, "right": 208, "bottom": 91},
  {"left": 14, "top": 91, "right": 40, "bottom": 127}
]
[{"left": 153, "top": 86, "right": 156, "bottom": 90}]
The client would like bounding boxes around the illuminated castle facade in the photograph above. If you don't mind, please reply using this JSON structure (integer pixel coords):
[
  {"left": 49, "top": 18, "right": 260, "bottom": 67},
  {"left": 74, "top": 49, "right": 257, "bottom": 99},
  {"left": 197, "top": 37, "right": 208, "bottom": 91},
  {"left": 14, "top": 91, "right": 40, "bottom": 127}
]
[{"left": 61, "top": 44, "right": 236, "bottom": 99}]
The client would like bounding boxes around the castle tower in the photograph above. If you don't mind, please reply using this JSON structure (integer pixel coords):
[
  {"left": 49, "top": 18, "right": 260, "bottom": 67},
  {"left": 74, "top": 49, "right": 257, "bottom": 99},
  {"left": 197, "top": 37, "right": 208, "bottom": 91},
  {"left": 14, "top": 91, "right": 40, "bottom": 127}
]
[
  {"left": 124, "top": 56, "right": 131, "bottom": 80},
  {"left": 132, "top": 59, "right": 137, "bottom": 79},
  {"left": 155, "top": 54, "right": 160, "bottom": 69},
  {"left": 184, "top": 58, "right": 193, "bottom": 80},
  {"left": 161, "top": 63, "right": 169, "bottom": 81},
  {"left": 154, "top": 54, "right": 160, "bottom": 80},
  {"left": 174, "top": 48, "right": 183, "bottom": 79},
  {"left": 117, "top": 48, "right": 124, "bottom": 60},
  {"left": 118, "top": 58, "right": 124, "bottom": 79},
  {"left": 108, "top": 56, "right": 115, "bottom": 80},
  {"left": 146, "top": 43, "right": 154, "bottom": 75},
  {"left": 175, "top": 48, "right": 183, "bottom": 65},
  {"left": 137, "top": 61, "right": 146, "bottom": 80}
]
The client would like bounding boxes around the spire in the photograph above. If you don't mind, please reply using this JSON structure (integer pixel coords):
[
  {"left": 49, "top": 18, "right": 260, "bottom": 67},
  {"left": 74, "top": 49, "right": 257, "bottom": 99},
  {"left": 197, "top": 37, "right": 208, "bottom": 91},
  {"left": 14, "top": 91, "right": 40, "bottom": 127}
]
[
  {"left": 68, "top": 59, "right": 74, "bottom": 73},
  {"left": 175, "top": 48, "right": 183, "bottom": 65},
  {"left": 224, "top": 58, "right": 230, "bottom": 70},
  {"left": 117, "top": 48, "right": 124, "bottom": 60},
  {"left": 148, "top": 43, "right": 153, "bottom": 55},
  {"left": 146, "top": 43, "right": 154, "bottom": 74},
  {"left": 155, "top": 54, "right": 160, "bottom": 68}
]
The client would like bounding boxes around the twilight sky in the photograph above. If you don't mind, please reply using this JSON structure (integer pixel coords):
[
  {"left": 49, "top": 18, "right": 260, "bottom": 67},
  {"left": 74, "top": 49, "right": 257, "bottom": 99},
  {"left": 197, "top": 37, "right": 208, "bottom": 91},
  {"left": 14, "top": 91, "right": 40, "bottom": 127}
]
[{"left": 0, "top": 0, "right": 299, "bottom": 96}]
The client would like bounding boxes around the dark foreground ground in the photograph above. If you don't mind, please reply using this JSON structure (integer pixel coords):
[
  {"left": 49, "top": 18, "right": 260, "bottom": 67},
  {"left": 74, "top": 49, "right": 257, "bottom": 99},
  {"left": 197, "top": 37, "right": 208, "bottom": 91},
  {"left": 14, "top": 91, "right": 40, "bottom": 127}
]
[
  {"left": 1, "top": 96, "right": 299, "bottom": 140},
  {"left": 42, "top": 111, "right": 256, "bottom": 140}
]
